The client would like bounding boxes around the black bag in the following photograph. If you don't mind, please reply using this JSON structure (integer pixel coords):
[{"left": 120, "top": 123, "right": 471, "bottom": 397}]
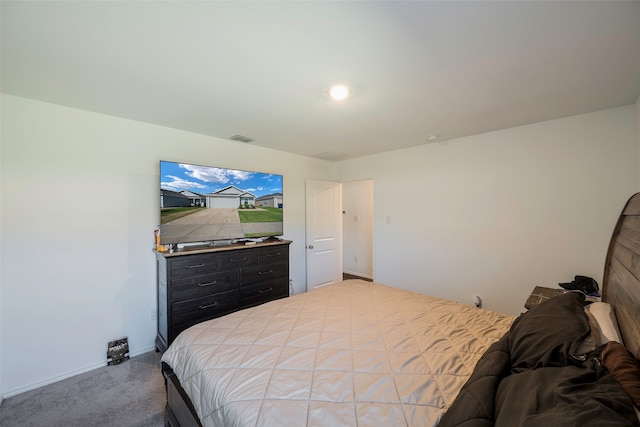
[{"left": 559, "top": 275, "right": 600, "bottom": 296}]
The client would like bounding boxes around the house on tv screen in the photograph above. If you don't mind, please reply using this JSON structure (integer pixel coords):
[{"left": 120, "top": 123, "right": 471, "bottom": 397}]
[
  {"left": 206, "top": 185, "right": 256, "bottom": 208},
  {"left": 256, "top": 193, "right": 283, "bottom": 209}
]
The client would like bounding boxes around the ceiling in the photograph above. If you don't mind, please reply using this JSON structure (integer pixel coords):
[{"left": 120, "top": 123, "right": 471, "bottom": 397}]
[{"left": 2, "top": 1, "right": 640, "bottom": 161}]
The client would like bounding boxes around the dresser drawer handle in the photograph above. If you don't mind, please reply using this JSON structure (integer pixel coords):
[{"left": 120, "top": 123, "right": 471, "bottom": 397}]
[
  {"left": 258, "top": 287, "right": 274, "bottom": 294},
  {"left": 266, "top": 253, "right": 281, "bottom": 257},
  {"left": 258, "top": 269, "right": 274, "bottom": 275},
  {"left": 198, "top": 302, "right": 218, "bottom": 310},
  {"left": 186, "top": 263, "right": 205, "bottom": 269},
  {"left": 198, "top": 281, "right": 217, "bottom": 287},
  {"left": 230, "top": 257, "right": 247, "bottom": 263}
]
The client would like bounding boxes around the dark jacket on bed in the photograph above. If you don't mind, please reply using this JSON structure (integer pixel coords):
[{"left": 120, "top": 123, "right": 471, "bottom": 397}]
[{"left": 437, "top": 292, "right": 639, "bottom": 427}]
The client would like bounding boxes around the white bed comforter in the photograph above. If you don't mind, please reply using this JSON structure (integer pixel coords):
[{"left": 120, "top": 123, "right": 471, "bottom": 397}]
[{"left": 161, "top": 280, "right": 514, "bottom": 427}]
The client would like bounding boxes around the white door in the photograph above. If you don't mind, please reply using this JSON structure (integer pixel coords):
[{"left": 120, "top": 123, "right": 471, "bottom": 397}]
[{"left": 306, "top": 180, "right": 342, "bottom": 291}]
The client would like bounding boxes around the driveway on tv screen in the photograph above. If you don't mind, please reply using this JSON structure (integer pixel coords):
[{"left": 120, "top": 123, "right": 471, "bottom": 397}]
[
  {"left": 162, "top": 207, "right": 244, "bottom": 242},
  {"left": 162, "top": 207, "right": 283, "bottom": 242}
]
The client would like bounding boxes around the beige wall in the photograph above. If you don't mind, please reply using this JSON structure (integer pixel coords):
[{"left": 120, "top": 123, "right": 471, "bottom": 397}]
[{"left": 338, "top": 105, "right": 637, "bottom": 315}]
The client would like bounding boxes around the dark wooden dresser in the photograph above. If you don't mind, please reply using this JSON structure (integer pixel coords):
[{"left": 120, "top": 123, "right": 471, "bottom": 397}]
[{"left": 155, "top": 240, "right": 291, "bottom": 352}]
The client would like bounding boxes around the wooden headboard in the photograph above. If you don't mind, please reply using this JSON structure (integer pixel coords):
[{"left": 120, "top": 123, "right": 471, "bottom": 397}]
[{"left": 602, "top": 192, "right": 640, "bottom": 359}]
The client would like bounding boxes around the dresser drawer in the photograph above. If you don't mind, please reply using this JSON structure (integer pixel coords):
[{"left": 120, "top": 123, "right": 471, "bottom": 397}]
[
  {"left": 220, "top": 250, "right": 258, "bottom": 269},
  {"left": 169, "top": 254, "right": 221, "bottom": 277},
  {"left": 240, "top": 280, "right": 288, "bottom": 307},
  {"left": 240, "top": 262, "right": 288, "bottom": 286},
  {"left": 258, "top": 246, "right": 288, "bottom": 263},
  {"left": 171, "top": 270, "right": 239, "bottom": 301},
  {"left": 171, "top": 289, "right": 239, "bottom": 326}
]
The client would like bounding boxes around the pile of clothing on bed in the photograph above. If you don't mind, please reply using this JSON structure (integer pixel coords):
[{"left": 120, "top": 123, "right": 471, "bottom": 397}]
[{"left": 438, "top": 291, "right": 640, "bottom": 426}]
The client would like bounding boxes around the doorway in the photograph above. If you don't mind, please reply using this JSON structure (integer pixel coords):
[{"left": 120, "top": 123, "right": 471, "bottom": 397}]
[
  {"left": 305, "top": 179, "right": 374, "bottom": 290},
  {"left": 341, "top": 179, "right": 373, "bottom": 281}
]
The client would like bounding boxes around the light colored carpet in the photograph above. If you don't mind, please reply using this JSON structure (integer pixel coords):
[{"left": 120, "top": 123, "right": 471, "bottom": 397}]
[{"left": 0, "top": 351, "right": 165, "bottom": 427}]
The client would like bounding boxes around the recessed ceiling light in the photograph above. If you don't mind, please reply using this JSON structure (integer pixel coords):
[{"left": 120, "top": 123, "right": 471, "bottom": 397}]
[{"left": 328, "top": 85, "right": 350, "bottom": 101}]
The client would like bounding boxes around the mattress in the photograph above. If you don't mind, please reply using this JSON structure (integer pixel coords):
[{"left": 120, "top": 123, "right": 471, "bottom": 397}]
[{"left": 161, "top": 279, "right": 515, "bottom": 427}]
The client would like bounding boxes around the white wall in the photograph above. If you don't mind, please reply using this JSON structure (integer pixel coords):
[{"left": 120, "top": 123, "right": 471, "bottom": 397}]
[
  {"left": 342, "top": 180, "right": 373, "bottom": 278},
  {"left": 0, "top": 95, "right": 3, "bottom": 407},
  {"left": 637, "top": 95, "right": 640, "bottom": 189},
  {"left": 0, "top": 94, "right": 337, "bottom": 398},
  {"left": 1, "top": 95, "right": 638, "bottom": 399},
  {"left": 338, "top": 106, "right": 638, "bottom": 315}
]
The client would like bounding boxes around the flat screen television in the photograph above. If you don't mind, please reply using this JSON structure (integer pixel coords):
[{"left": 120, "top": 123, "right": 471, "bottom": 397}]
[{"left": 159, "top": 160, "right": 283, "bottom": 246}]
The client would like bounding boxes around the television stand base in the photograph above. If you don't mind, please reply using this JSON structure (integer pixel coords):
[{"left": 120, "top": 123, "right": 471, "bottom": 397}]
[{"left": 209, "top": 240, "right": 233, "bottom": 246}]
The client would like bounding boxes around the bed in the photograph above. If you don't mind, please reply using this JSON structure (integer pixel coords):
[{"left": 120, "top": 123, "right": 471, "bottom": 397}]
[{"left": 160, "top": 193, "right": 640, "bottom": 427}]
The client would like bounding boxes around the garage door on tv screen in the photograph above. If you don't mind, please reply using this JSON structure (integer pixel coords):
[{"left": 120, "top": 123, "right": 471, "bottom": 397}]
[{"left": 159, "top": 160, "right": 283, "bottom": 245}]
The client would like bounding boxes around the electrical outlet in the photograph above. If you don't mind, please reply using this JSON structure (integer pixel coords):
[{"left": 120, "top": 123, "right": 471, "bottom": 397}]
[{"left": 474, "top": 296, "right": 482, "bottom": 308}]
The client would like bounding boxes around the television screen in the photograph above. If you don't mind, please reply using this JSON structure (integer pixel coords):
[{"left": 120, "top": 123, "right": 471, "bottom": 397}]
[{"left": 159, "top": 160, "right": 283, "bottom": 245}]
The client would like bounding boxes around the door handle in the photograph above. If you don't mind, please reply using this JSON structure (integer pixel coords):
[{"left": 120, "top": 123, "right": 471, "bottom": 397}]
[{"left": 307, "top": 245, "right": 314, "bottom": 249}]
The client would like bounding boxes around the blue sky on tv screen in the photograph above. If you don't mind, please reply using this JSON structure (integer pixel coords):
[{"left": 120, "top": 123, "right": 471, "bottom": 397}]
[{"left": 160, "top": 161, "right": 282, "bottom": 197}]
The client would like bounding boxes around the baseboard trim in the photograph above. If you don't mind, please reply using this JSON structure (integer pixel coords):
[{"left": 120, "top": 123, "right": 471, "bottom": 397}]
[{"left": 1, "top": 345, "right": 156, "bottom": 400}]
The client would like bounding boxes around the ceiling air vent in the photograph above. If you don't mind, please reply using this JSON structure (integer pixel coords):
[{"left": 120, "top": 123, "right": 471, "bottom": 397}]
[
  {"left": 311, "top": 151, "right": 347, "bottom": 161},
  {"left": 230, "top": 135, "right": 254, "bottom": 143}
]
